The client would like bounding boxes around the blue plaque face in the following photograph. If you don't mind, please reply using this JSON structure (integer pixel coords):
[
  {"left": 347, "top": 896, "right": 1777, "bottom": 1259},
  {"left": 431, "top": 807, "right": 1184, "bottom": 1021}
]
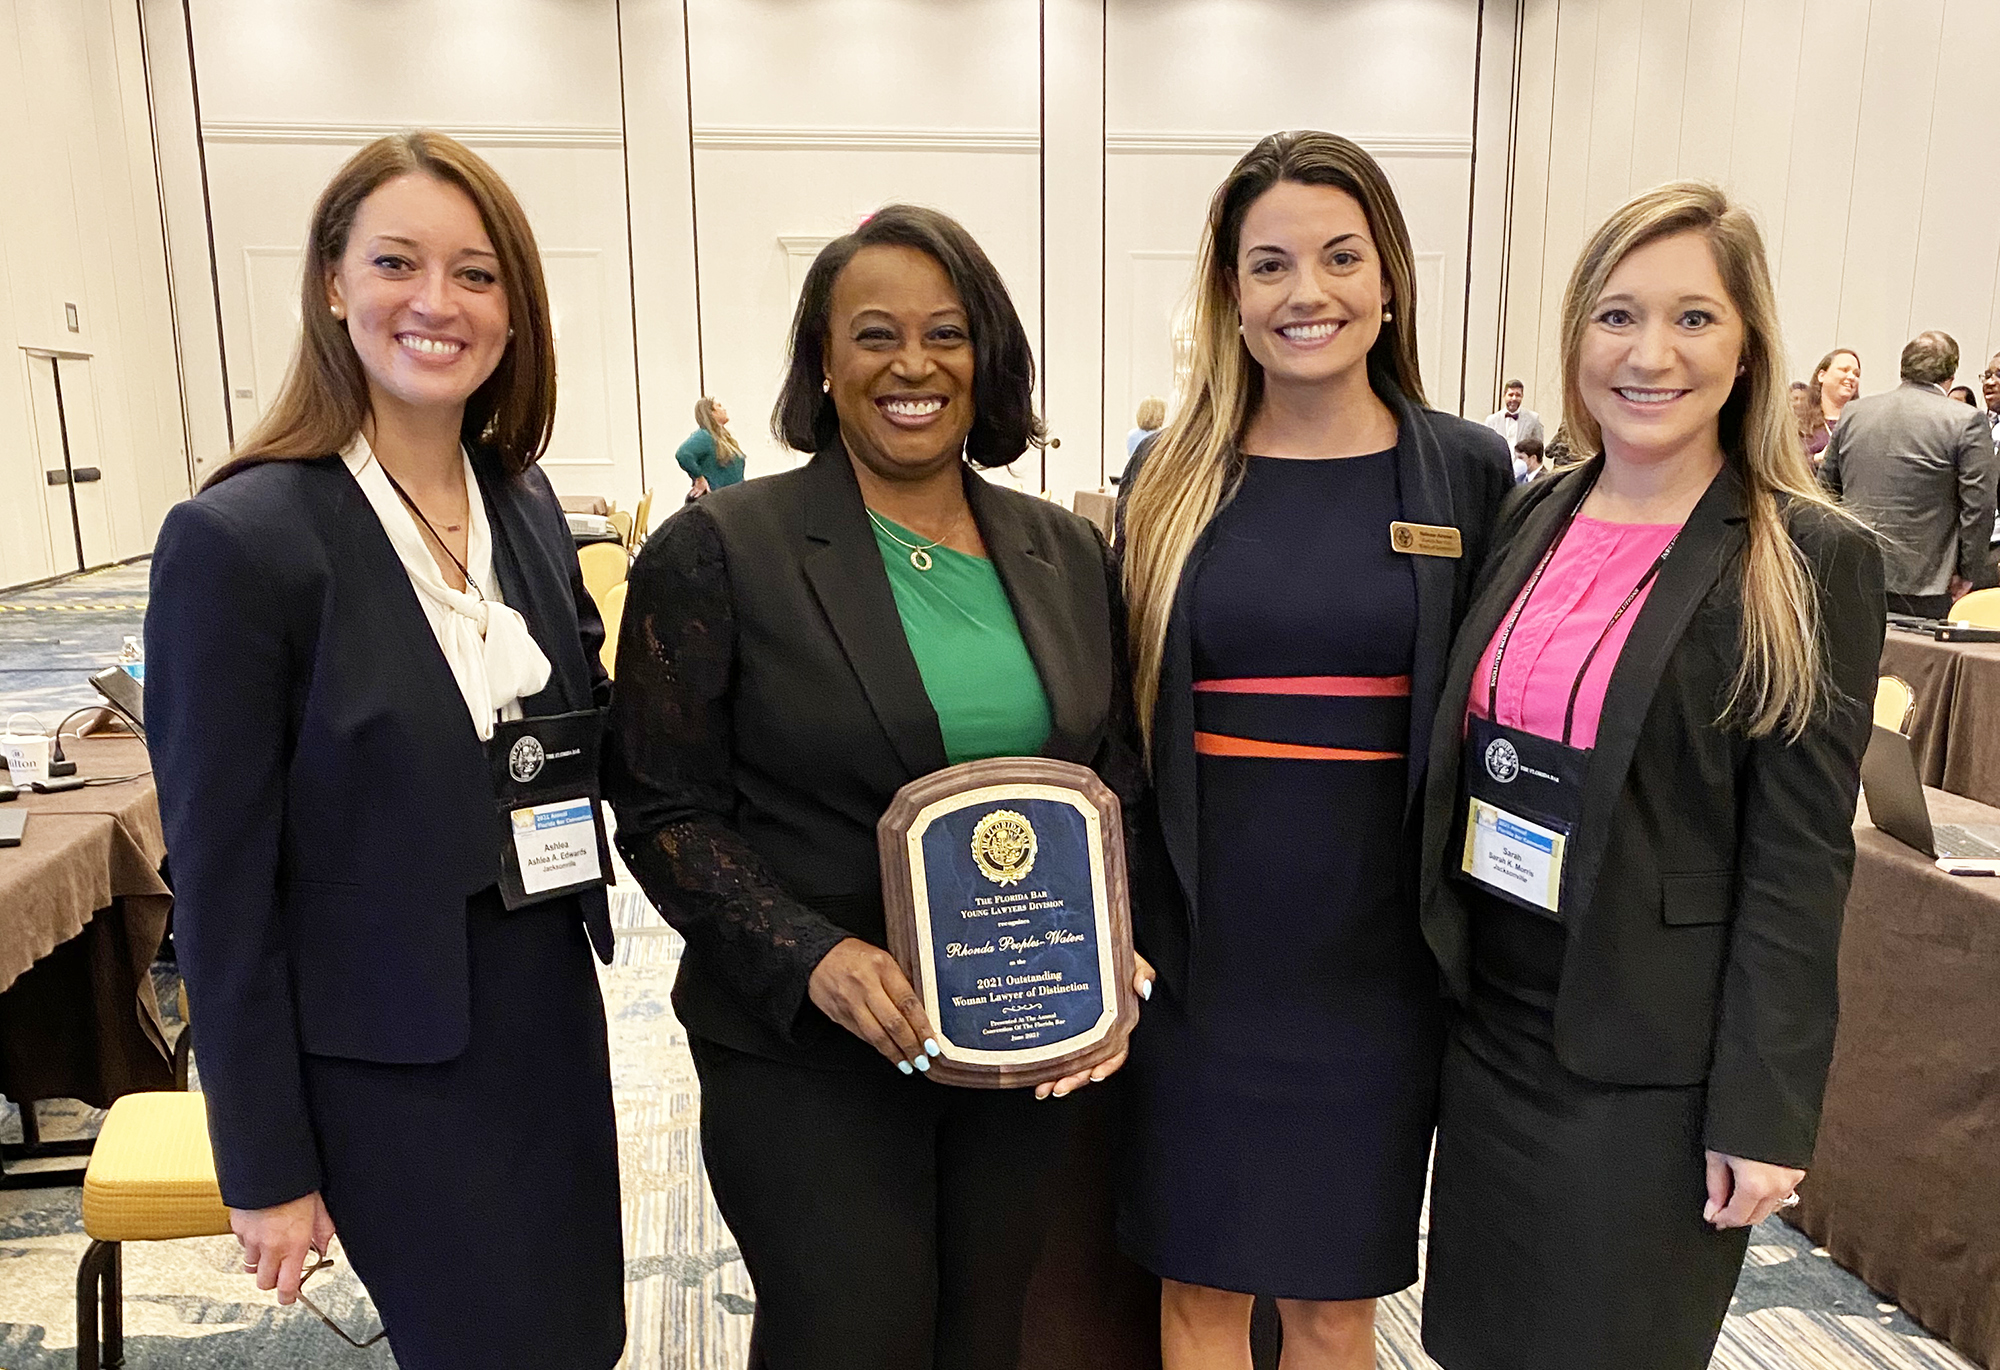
[{"left": 906, "top": 789, "right": 1115, "bottom": 1065}]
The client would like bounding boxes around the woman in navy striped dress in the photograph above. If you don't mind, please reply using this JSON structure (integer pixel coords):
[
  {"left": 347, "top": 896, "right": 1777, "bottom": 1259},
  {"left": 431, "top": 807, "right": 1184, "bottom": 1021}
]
[{"left": 1115, "top": 131, "right": 1510, "bottom": 1369}]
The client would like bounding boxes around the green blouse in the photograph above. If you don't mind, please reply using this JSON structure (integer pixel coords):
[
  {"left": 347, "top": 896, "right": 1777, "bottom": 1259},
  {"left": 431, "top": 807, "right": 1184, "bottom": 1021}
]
[
  {"left": 870, "top": 514, "right": 1053, "bottom": 765},
  {"left": 674, "top": 428, "right": 745, "bottom": 489}
]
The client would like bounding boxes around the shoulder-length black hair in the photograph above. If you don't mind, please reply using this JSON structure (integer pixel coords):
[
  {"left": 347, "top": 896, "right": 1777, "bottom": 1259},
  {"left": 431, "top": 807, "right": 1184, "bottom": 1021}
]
[{"left": 772, "top": 204, "right": 1044, "bottom": 469}]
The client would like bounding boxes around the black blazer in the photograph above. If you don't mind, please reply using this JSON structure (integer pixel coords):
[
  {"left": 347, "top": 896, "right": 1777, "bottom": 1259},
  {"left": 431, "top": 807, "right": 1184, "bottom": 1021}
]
[
  {"left": 604, "top": 445, "right": 1145, "bottom": 1071},
  {"left": 1116, "top": 391, "right": 1514, "bottom": 993},
  {"left": 1417, "top": 459, "right": 1886, "bottom": 1168},
  {"left": 146, "top": 452, "right": 613, "bottom": 1210}
]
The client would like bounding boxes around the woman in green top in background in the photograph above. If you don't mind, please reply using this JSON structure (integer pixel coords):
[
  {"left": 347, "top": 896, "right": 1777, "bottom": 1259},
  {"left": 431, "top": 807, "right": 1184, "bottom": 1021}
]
[
  {"left": 606, "top": 204, "right": 1159, "bottom": 1370},
  {"left": 675, "top": 395, "right": 746, "bottom": 497}
]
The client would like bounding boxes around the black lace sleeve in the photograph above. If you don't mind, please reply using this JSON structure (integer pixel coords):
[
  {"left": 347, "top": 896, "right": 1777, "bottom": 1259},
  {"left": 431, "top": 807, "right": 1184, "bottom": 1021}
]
[{"left": 604, "top": 506, "right": 851, "bottom": 1040}]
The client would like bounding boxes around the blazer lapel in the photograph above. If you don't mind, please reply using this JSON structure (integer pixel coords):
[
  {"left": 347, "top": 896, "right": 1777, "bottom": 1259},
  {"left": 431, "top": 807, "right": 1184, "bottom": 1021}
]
[
  {"left": 1559, "top": 462, "right": 1745, "bottom": 919},
  {"left": 478, "top": 455, "right": 586, "bottom": 716},
  {"left": 798, "top": 446, "right": 951, "bottom": 780},
  {"left": 329, "top": 459, "right": 487, "bottom": 759},
  {"left": 1390, "top": 392, "right": 1464, "bottom": 816},
  {"left": 964, "top": 472, "right": 1102, "bottom": 763}
]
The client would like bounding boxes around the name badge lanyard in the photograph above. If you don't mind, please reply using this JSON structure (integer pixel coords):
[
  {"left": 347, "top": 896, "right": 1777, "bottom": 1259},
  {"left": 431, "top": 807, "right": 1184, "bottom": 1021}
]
[
  {"left": 386, "top": 465, "right": 612, "bottom": 911},
  {"left": 1459, "top": 478, "right": 1679, "bottom": 917}
]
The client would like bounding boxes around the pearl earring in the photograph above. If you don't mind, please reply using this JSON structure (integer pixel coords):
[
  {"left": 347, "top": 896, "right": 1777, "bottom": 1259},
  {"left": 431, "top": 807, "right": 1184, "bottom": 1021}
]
[
  {"left": 822, "top": 377, "right": 831, "bottom": 394},
  {"left": 330, "top": 305, "right": 344, "bottom": 321},
  {"left": 1382, "top": 308, "right": 1394, "bottom": 323}
]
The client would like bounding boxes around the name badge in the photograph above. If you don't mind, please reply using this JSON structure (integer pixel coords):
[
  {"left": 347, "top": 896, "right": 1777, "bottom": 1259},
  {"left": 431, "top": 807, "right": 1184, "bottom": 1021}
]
[
  {"left": 509, "top": 798, "right": 605, "bottom": 896},
  {"left": 1460, "top": 796, "right": 1566, "bottom": 913},
  {"left": 1390, "top": 521, "right": 1463, "bottom": 558}
]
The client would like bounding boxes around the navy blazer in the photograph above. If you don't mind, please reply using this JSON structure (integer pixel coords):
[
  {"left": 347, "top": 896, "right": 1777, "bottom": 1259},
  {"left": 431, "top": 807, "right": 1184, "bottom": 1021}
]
[
  {"left": 145, "top": 451, "right": 613, "bottom": 1210},
  {"left": 1417, "top": 459, "right": 1885, "bottom": 1167},
  {"left": 1116, "top": 390, "right": 1515, "bottom": 993}
]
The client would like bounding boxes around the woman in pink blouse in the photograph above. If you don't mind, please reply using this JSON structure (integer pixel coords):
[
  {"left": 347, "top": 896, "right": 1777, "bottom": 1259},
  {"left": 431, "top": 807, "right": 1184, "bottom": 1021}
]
[{"left": 1414, "top": 183, "right": 1885, "bottom": 1370}]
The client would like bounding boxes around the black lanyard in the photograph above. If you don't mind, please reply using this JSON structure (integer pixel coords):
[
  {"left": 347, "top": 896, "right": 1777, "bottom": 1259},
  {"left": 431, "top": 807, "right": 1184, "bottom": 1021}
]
[
  {"left": 378, "top": 462, "right": 485, "bottom": 601},
  {"left": 1485, "top": 477, "right": 1680, "bottom": 748}
]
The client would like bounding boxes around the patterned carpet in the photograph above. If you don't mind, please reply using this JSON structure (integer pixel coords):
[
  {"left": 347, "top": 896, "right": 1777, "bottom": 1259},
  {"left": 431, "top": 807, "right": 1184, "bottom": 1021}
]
[{"left": 0, "top": 564, "right": 1982, "bottom": 1369}]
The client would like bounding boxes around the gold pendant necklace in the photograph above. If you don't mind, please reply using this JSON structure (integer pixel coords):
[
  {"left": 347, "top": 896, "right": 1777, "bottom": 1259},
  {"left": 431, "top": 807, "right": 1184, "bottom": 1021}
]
[{"left": 866, "top": 508, "right": 958, "bottom": 571}]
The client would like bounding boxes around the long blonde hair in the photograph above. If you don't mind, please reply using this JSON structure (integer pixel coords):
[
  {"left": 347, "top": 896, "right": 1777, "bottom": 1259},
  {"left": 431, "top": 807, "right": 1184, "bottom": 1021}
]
[
  {"left": 1560, "top": 182, "right": 1845, "bottom": 740},
  {"left": 207, "top": 131, "right": 556, "bottom": 487},
  {"left": 1121, "top": 131, "right": 1427, "bottom": 746},
  {"left": 694, "top": 396, "right": 744, "bottom": 466}
]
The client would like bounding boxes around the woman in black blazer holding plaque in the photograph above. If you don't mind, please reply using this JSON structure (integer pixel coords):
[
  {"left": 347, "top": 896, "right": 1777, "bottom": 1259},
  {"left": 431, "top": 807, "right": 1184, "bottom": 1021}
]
[
  {"left": 1114, "top": 131, "right": 1510, "bottom": 1368},
  {"left": 1416, "top": 184, "right": 1885, "bottom": 1370},
  {"left": 605, "top": 205, "right": 1154, "bottom": 1370}
]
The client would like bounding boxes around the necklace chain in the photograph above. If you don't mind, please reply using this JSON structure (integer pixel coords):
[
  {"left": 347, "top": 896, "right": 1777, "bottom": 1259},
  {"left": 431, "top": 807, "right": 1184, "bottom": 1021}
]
[{"left": 866, "top": 507, "right": 962, "bottom": 572}]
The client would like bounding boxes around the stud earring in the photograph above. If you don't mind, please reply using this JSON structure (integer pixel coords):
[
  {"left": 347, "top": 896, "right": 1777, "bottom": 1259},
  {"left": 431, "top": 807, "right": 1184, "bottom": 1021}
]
[
  {"left": 1382, "top": 308, "right": 1394, "bottom": 323},
  {"left": 330, "top": 305, "right": 344, "bottom": 321},
  {"left": 507, "top": 327, "right": 515, "bottom": 340},
  {"left": 822, "top": 377, "right": 831, "bottom": 394}
]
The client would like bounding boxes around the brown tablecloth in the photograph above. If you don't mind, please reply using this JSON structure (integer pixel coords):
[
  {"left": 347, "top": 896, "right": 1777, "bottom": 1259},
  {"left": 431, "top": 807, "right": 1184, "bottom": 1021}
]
[
  {"left": 0, "top": 735, "right": 172, "bottom": 1105},
  {"left": 1071, "top": 490, "right": 1116, "bottom": 539},
  {"left": 1879, "top": 630, "right": 2000, "bottom": 808},
  {"left": 1788, "top": 787, "right": 2000, "bottom": 1369},
  {"left": 558, "top": 494, "right": 610, "bottom": 516}
]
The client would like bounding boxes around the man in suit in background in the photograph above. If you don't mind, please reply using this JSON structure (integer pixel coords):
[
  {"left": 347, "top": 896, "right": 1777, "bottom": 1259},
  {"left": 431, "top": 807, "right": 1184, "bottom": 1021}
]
[
  {"left": 1822, "top": 330, "right": 2000, "bottom": 618},
  {"left": 1485, "top": 381, "right": 1544, "bottom": 478}
]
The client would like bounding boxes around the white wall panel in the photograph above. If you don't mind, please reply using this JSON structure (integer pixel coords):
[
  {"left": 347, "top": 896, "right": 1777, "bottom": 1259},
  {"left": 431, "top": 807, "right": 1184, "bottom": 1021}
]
[{"left": 1499, "top": 0, "right": 2000, "bottom": 439}]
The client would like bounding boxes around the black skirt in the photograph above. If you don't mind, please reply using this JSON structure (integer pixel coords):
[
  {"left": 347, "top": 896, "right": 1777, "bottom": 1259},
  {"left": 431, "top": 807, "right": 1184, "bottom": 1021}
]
[
  {"left": 1420, "top": 894, "right": 1750, "bottom": 1370},
  {"left": 301, "top": 888, "right": 625, "bottom": 1370}
]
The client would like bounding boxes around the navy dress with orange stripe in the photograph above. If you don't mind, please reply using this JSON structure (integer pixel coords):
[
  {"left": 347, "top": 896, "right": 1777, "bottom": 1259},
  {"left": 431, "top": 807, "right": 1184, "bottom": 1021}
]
[{"left": 1119, "top": 449, "right": 1441, "bottom": 1299}]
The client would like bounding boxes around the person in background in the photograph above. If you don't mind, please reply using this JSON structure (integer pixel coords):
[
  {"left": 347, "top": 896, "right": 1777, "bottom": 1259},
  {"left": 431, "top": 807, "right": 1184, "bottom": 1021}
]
[
  {"left": 1821, "top": 330, "right": 1999, "bottom": 618},
  {"left": 1789, "top": 380, "right": 1830, "bottom": 463},
  {"left": 676, "top": 395, "right": 747, "bottom": 498},
  {"left": 1981, "top": 352, "right": 2000, "bottom": 446},
  {"left": 1810, "top": 346, "right": 1861, "bottom": 439},
  {"left": 1128, "top": 395, "right": 1167, "bottom": 457},
  {"left": 1418, "top": 180, "right": 1884, "bottom": 1370},
  {"left": 1116, "top": 129, "right": 1511, "bottom": 1370},
  {"left": 607, "top": 204, "right": 1154, "bottom": 1370},
  {"left": 1484, "top": 379, "right": 1544, "bottom": 463},
  {"left": 145, "top": 132, "right": 624, "bottom": 1370},
  {"left": 1513, "top": 435, "right": 1547, "bottom": 483},
  {"left": 1950, "top": 384, "right": 1978, "bottom": 407}
]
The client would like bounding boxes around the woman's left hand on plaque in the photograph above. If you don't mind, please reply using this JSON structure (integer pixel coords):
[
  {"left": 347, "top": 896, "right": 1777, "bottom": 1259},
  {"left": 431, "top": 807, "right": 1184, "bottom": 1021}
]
[{"left": 1031, "top": 954, "right": 1155, "bottom": 1100}]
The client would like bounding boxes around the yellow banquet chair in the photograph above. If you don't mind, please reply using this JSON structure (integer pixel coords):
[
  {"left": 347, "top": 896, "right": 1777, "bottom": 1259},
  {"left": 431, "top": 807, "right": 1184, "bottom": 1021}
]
[
  {"left": 607, "top": 509, "right": 633, "bottom": 547},
  {"left": 1947, "top": 586, "right": 2000, "bottom": 627},
  {"left": 577, "top": 542, "right": 629, "bottom": 605},
  {"left": 600, "top": 580, "right": 627, "bottom": 677},
  {"left": 631, "top": 488, "right": 656, "bottom": 550},
  {"left": 1874, "top": 674, "right": 1915, "bottom": 735}
]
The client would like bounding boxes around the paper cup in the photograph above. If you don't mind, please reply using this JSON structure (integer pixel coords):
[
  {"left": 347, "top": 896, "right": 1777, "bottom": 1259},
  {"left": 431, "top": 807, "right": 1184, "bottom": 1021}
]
[{"left": 1, "top": 716, "right": 51, "bottom": 785}]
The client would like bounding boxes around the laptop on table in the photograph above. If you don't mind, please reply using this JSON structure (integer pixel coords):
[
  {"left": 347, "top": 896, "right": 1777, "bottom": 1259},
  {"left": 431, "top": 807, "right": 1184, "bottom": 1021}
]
[{"left": 1859, "top": 724, "right": 2000, "bottom": 870}]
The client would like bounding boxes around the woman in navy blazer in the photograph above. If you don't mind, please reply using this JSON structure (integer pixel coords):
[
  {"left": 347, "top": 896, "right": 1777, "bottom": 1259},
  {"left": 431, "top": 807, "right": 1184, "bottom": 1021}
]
[{"left": 145, "top": 133, "right": 623, "bottom": 1368}]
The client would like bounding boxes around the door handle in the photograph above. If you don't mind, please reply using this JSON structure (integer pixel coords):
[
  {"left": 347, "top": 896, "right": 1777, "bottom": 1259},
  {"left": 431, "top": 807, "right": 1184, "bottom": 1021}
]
[
  {"left": 72, "top": 467, "right": 102, "bottom": 483},
  {"left": 45, "top": 470, "right": 69, "bottom": 486}
]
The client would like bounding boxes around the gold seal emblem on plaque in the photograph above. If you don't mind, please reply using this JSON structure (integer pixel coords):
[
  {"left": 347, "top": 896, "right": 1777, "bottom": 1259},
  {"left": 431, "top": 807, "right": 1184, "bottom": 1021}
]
[{"left": 970, "top": 809, "right": 1037, "bottom": 886}]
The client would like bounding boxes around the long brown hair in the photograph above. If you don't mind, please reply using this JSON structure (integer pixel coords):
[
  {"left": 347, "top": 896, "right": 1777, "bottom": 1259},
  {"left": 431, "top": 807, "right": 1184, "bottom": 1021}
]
[
  {"left": 1560, "top": 182, "right": 1849, "bottom": 740},
  {"left": 1121, "top": 131, "right": 1425, "bottom": 745},
  {"left": 206, "top": 131, "right": 556, "bottom": 486},
  {"left": 694, "top": 396, "right": 744, "bottom": 466}
]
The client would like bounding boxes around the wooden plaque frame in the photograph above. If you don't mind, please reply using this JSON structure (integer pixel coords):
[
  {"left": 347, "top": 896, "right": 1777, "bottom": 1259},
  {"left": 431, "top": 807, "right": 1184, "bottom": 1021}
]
[{"left": 878, "top": 757, "right": 1137, "bottom": 1089}]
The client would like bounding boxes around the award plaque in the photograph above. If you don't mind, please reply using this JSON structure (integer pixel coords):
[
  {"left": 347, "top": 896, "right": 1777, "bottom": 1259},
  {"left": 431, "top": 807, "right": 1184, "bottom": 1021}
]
[{"left": 878, "top": 757, "right": 1138, "bottom": 1089}]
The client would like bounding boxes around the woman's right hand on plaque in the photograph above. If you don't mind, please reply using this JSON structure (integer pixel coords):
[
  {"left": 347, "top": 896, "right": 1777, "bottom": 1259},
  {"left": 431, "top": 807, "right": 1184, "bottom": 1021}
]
[{"left": 808, "top": 937, "right": 940, "bottom": 1076}]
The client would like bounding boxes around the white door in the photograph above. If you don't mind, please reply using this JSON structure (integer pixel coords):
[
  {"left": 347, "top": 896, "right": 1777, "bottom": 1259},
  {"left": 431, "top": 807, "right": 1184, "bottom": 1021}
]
[
  {"left": 24, "top": 354, "right": 116, "bottom": 573},
  {"left": 55, "top": 358, "right": 118, "bottom": 568}
]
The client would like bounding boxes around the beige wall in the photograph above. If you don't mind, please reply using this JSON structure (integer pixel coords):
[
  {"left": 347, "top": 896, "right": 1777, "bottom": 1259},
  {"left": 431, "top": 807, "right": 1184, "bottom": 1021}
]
[
  {"left": 0, "top": 0, "right": 190, "bottom": 588},
  {"left": 1490, "top": 0, "right": 2000, "bottom": 433}
]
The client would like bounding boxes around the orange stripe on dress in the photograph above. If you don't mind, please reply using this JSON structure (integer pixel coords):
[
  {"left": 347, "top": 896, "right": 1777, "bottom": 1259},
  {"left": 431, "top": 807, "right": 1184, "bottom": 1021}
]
[
  {"left": 1193, "top": 675, "right": 1412, "bottom": 698},
  {"left": 1193, "top": 732, "right": 1404, "bottom": 762}
]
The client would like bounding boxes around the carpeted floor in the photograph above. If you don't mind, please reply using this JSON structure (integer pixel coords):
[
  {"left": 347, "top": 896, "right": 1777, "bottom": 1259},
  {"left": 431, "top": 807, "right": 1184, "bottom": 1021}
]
[{"left": 0, "top": 564, "right": 1981, "bottom": 1369}]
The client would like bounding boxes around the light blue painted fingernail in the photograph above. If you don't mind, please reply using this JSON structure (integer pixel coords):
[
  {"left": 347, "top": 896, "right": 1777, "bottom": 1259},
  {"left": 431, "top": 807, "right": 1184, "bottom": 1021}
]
[
  {"left": 914, "top": 1055, "right": 931, "bottom": 1072},
  {"left": 924, "top": 1039, "right": 941, "bottom": 1057},
  {"left": 1140, "top": 980, "right": 1153, "bottom": 1001},
  {"left": 897, "top": 1060, "right": 914, "bottom": 1075}
]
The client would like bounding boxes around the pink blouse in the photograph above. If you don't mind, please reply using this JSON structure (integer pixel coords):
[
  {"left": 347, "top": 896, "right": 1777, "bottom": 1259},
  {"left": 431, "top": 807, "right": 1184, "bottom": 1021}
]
[{"left": 1468, "top": 517, "right": 1683, "bottom": 750}]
